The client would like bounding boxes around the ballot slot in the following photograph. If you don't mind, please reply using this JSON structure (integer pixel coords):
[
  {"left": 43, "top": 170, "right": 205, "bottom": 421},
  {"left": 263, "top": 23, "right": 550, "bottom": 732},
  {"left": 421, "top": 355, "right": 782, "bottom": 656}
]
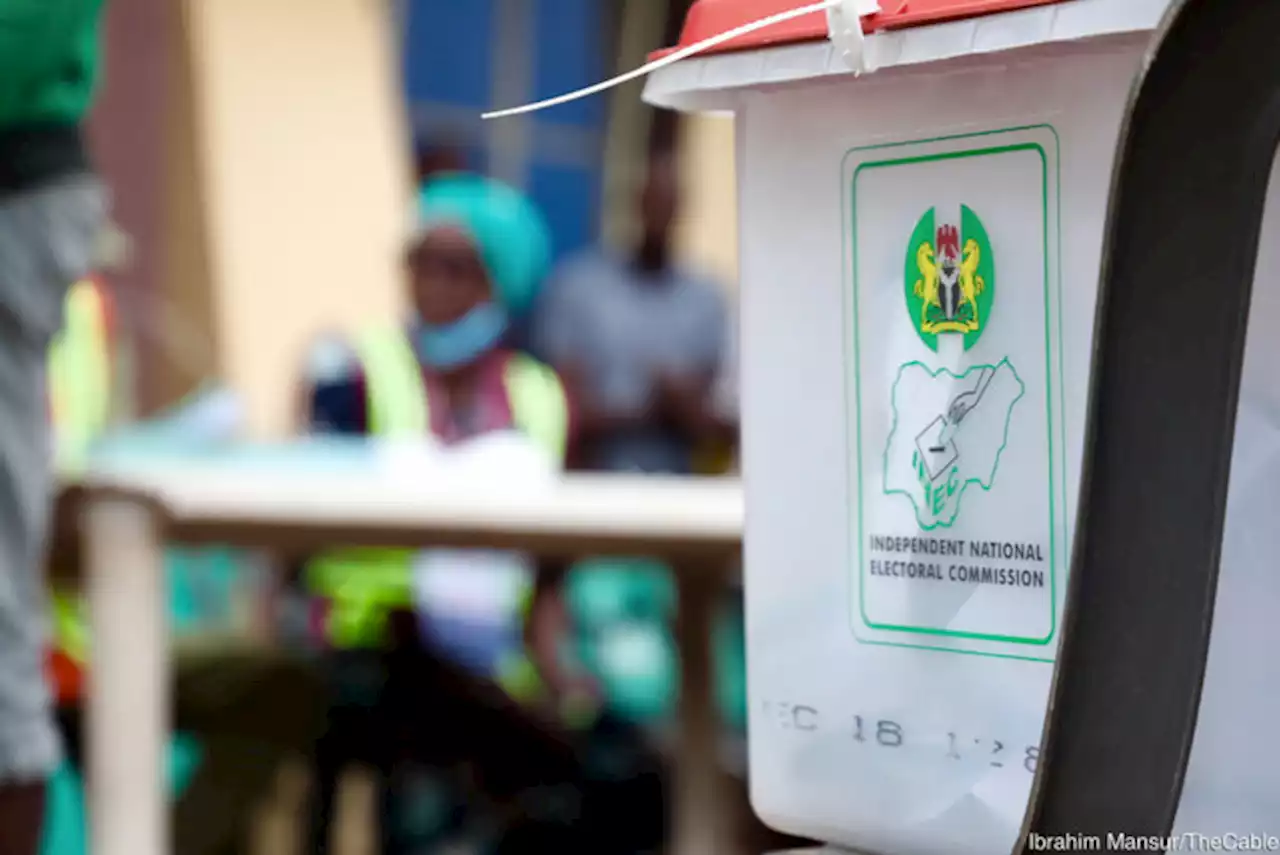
[{"left": 1026, "top": 0, "right": 1280, "bottom": 840}]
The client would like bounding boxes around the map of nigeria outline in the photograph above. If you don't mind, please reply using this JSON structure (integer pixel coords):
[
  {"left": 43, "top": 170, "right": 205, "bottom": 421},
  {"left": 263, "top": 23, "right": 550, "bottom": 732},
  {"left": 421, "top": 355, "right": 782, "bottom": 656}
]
[{"left": 882, "top": 359, "right": 1025, "bottom": 529}]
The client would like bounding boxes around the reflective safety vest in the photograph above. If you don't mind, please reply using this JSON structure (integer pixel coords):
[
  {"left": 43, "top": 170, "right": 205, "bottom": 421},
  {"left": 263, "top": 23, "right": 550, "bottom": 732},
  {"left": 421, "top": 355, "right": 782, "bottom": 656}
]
[
  {"left": 48, "top": 277, "right": 113, "bottom": 478},
  {"left": 49, "top": 597, "right": 89, "bottom": 704},
  {"left": 46, "top": 277, "right": 114, "bottom": 704},
  {"left": 305, "top": 328, "right": 569, "bottom": 655}
]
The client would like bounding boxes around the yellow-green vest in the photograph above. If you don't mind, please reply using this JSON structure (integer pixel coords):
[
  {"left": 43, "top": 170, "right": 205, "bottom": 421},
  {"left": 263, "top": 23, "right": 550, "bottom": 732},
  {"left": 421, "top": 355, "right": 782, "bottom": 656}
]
[
  {"left": 305, "top": 328, "right": 568, "bottom": 656},
  {"left": 49, "top": 278, "right": 113, "bottom": 478},
  {"left": 47, "top": 277, "right": 114, "bottom": 703}
]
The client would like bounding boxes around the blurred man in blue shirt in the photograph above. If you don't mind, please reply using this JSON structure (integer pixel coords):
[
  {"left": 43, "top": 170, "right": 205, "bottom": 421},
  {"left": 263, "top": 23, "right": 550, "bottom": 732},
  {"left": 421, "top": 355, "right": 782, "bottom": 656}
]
[{"left": 534, "top": 152, "right": 735, "bottom": 475}]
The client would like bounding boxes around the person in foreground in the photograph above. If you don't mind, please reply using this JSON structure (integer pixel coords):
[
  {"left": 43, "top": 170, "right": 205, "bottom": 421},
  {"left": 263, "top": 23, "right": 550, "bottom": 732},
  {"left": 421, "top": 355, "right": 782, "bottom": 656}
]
[
  {"left": 0, "top": 2, "right": 107, "bottom": 852},
  {"left": 300, "top": 172, "right": 665, "bottom": 854}
]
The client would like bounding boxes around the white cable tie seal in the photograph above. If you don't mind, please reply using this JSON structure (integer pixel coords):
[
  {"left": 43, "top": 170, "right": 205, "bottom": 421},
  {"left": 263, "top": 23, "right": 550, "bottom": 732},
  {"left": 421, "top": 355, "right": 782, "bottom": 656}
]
[
  {"left": 482, "top": 0, "right": 876, "bottom": 121},
  {"left": 829, "top": 0, "right": 881, "bottom": 73}
]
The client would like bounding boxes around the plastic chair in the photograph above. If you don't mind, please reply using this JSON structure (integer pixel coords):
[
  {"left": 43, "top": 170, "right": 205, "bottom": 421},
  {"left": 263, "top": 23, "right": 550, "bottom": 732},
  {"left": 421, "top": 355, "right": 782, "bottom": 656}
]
[
  {"left": 168, "top": 547, "right": 249, "bottom": 634},
  {"left": 566, "top": 558, "right": 748, "bottom": 730},
  {"left": 568, "top": 558, "right": 677, "bottom": 724},
  {"left": 714, "top": 593, "right": 747, "bottom": 732}
]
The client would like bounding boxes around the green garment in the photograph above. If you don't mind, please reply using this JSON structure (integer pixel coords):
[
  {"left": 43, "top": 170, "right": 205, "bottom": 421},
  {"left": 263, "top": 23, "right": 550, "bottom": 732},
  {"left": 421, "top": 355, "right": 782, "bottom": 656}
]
[{"left": 0, "top": 0, "right": 106, "bottom": 127}]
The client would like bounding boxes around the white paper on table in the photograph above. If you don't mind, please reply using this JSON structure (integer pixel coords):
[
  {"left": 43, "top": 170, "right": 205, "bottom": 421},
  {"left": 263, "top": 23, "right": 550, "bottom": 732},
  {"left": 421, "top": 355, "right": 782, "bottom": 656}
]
[
  {"left": 373, "top": 429, "right": 558, "bottom": 492},
  {"left": 159, "top": 385, "right": 245, "bottom": 442},
  {"left": 394, "top": 431, "right": 559, "bottom": 621},
  {"left": 89, "top": 383, "right": 245, "bottom": 463}
]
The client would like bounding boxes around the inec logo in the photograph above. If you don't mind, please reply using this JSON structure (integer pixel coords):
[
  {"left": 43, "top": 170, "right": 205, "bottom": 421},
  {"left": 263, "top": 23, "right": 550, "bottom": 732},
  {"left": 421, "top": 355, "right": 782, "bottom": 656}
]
[{"left": 904, "top": 205, "right": 995, "bottom": 352}]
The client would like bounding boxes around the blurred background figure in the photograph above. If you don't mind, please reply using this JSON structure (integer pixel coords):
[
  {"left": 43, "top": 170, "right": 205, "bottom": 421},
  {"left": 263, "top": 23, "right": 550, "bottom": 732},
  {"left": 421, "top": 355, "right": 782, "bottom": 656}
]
[
  {"left": 534, "top": 150, "right": 736, "bottom": 476},
  {"left": 297, "top": 172, "right": 667, "bottom": 855},
  {"left": 300, "top": 170, "right": 556, "bottom": 854},
  {"left": 0, "top": 1, "right": 107, "bottom": 852},
  {"left": 36, "top": 0, "right": 780, "bottom": 851}
]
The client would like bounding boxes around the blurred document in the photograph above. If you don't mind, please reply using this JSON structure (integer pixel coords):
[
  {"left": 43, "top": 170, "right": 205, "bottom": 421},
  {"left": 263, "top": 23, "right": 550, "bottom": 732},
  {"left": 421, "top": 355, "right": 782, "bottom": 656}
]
[
  {"left": 374, "top": 429, "right": 558, "bottom": 492},
  {"left": 404, "top": 431, "right": 556, "bottom": 672}
]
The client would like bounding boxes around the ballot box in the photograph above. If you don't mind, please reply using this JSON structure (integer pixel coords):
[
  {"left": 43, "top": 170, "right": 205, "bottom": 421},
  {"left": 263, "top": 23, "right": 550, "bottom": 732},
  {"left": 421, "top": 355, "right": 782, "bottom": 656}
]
[{"left": 638, "top": 1, "right": 1203, "bottom": 853}]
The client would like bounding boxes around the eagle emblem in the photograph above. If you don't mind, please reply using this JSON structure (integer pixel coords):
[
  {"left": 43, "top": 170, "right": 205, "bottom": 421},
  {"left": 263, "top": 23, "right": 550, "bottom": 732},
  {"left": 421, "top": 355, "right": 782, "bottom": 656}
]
[{"left": 903, "top": 206, "right": 995, "bottom": 352}]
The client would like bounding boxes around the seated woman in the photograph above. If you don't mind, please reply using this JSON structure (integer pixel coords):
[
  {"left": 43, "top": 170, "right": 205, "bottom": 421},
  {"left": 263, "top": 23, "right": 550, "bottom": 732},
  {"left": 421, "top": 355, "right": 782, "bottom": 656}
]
[{"left": 297, "top": 173, "right": 663, "bottom": 854}]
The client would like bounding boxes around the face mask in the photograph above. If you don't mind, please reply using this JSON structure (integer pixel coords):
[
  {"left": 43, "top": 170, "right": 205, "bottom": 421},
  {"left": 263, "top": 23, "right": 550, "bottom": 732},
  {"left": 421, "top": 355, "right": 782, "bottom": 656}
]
[{"left": 416, "top": 302, "right": 509, "bottom": 369}]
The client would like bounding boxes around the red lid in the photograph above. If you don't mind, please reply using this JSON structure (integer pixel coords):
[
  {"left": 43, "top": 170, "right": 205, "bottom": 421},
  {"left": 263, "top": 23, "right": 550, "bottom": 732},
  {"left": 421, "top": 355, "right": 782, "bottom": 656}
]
[{"left": 654, "top": 0, "right": 1071, "bottom": 59}]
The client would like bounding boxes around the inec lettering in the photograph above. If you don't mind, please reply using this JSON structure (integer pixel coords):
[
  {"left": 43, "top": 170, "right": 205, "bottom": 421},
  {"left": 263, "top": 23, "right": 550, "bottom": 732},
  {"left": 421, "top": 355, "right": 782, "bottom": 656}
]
[
  {"left": 846, "top": 126, "right": 1068, "bottom": 658},
  {"left": 835, "top": 125, "right": 1067, "bottom": 854}
]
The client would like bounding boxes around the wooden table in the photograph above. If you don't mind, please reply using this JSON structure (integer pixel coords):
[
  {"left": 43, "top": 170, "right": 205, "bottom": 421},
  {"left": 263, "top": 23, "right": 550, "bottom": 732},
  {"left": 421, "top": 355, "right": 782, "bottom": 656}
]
[{"left": 76, "top": 453, "right": 742, "bottom": 855}]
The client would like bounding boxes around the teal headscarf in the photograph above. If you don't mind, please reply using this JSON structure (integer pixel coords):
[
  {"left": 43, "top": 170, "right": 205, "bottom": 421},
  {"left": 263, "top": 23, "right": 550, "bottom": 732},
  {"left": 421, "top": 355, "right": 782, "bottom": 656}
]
[{"left": 415, "top": 173, "right": 553, "bottom": 317}]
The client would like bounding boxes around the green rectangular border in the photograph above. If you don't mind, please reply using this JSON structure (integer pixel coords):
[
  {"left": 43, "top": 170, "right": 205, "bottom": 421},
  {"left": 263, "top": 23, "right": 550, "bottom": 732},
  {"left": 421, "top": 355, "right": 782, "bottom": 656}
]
[{"left": 841, "top": 124, "right": 1065, "bottom": 662}]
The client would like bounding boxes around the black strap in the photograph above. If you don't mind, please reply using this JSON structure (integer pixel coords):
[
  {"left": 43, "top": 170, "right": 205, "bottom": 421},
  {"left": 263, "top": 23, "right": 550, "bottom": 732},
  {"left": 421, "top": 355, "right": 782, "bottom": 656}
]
[
  {"left": 0, "top": 123, "right": 88, "bottom": 196},
  {"left": 1022, "top": 0, "right": 1280, "bottom": 844}
]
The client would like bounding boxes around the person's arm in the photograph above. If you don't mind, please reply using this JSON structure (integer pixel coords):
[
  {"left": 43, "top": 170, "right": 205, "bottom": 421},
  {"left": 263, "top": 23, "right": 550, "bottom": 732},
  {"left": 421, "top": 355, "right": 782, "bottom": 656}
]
[
  {"left": 524, "top": 559, "right": 569, "bottom": 689},
  {"left": 554, "top": 361, "right": 654, "bottom": 438},
  {"left": 523, "top": 558, "right": 600, "bottom": 716},
  {"left": 655, "top": 369, "right": 736, "bottom": 445},
  {"left": 533, "top": 262, "right": 655, "bottom": 457},
  {"left": 655, "top": 284, "right": 739, "bottom": 447}
]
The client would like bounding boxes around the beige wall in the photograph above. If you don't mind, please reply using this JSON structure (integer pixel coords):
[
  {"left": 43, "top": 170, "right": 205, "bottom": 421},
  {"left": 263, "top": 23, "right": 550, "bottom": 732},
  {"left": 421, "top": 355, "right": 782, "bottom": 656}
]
[
  {"left": 153, "top": 0, "right": 217, "bottom": 412},
  {"left": 183, "top": 0, "right": 411, "bottom": 437},
  {"left": 600, "top": 0, "right": 669, "bottom": 251},
  {"left": 170, "top": 0, "right": 738, "bottom": 436},
  {"left": 674, "top": 113, "right": 739, "bottom": 292}
]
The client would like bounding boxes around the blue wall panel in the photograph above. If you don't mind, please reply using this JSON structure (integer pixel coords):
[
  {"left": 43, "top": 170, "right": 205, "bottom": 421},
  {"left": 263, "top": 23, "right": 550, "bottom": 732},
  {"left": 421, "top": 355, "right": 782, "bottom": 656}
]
[
  {"left": 404, "top": 0, "right": 608, "bottom": 261},
  {"left": 403, "top": 0, "right": 494, "bottom": 108},
  {"left": 533, "top": 0, "right": 607, "bottom": 128},
  {"left": 530, "top": 164, "right": 599, "bottom": 260}
]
